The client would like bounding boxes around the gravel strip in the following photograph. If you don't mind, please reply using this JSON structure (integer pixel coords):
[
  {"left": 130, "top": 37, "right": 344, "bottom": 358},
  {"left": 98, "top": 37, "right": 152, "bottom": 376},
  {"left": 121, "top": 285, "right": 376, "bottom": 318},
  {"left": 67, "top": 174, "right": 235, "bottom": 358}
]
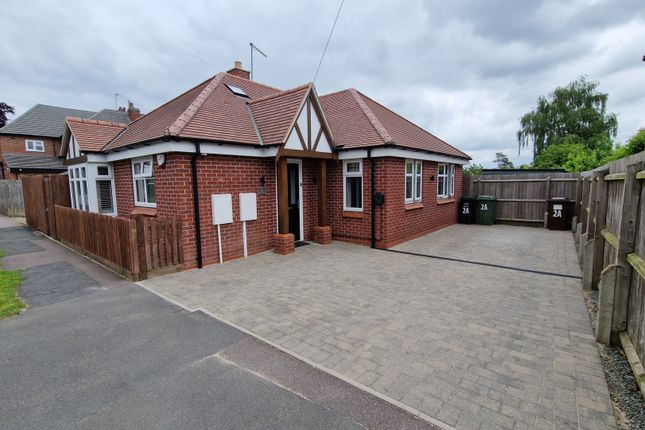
[{"left": 583, "top": 290, "right": 645, "bottom": 429}]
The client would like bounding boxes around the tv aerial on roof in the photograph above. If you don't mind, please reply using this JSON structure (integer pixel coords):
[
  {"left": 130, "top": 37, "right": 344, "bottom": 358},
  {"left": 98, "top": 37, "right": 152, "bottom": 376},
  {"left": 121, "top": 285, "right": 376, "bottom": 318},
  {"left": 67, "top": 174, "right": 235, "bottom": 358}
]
[{"left": 249, "top": 42, "right": 267, "bottom": 81}]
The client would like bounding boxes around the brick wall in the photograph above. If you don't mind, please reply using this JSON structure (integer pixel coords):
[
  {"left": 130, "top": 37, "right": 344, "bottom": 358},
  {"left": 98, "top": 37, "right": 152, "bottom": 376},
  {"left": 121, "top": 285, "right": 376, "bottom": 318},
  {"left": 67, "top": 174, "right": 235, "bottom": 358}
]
[
  {"left": 114, "top": 159, "right": 135, "bottom": 216},
  {"left": 113, "top": 153, "right": 278, "bottom": 269},
  {"left": 328, "top": 157, "right": 461, "bottom": 248},
  {"left": 302, "top": 159, "right": 319, "bottom": 241},
  {"left": 112, "top": 153, "right": 461, "bottom": 269}
]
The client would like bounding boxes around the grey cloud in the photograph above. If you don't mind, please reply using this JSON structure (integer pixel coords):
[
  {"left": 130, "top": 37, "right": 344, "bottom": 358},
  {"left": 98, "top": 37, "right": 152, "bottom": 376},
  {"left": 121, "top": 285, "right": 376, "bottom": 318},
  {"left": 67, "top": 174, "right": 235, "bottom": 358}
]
[{"left": 0, "top": 0, "right": 642, "bottom": 167}]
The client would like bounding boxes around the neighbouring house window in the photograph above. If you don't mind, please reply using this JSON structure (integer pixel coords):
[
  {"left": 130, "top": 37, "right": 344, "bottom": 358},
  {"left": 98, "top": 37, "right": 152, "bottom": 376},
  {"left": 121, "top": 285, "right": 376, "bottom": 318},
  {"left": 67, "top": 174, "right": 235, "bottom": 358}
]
[
  {"left": 405, "top": 160, "right": 423, "bottom": 203},
  {"left": 343, "top": 159, "right": 362, "bottom": 211},
  {"left": 25, "top": 139, "right": 44, "bottom": 152},
  {"left": 437, "top": 163, "right": 455, "bottom": 198},
  {"left": 132, "top": 157, "right": 156, "bottom": 207},
  {"left": 95, "top": 165, "right": 115, "bottom": 214},
  {"left": 68, "top": 166, "right": 89, "bottom": 211}
]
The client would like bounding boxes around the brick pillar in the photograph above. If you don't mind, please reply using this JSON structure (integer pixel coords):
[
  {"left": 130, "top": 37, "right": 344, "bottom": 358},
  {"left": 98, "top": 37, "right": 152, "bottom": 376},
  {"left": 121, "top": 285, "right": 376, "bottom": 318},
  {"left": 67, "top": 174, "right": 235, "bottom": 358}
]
[
  {"left": 313, "top": 226, "right": 332, "bottom": 245},
  {"left": 273, "top": 233, "right": 295, "bottom": 255}
]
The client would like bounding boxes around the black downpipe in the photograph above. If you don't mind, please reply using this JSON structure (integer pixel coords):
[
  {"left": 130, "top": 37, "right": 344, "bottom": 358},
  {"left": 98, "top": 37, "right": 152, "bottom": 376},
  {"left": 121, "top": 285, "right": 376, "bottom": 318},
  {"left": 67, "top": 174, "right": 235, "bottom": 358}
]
[
  {"left": 191, "top": 143, "right": 203, "bottom": 269},
  {"left": 369, "top": 149, "right": 376, "bottom": 248}
]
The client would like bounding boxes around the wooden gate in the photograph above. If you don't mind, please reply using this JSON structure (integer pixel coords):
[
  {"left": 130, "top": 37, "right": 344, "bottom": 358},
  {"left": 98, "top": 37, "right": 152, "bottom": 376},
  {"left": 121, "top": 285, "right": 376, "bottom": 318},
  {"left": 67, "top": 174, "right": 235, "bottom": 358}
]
[
  {"left": 0, "top": 180, "right": 25, "bottom": 216},
  {"left": 21, "top": 175, "right": 71, "bottom": 235}
]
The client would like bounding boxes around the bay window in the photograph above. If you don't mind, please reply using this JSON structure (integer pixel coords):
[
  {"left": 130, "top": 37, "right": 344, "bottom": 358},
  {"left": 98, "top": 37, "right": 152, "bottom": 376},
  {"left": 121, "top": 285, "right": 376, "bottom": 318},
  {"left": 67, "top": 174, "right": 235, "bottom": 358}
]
[
  {"left": 69, "top": 166, "right": 89, "bottom": 211},
  {"left": 95, "top": 165, "right": 115, "bottom": 214},
  {"left": 343, "top": 159, "right": 363, "bottom": 211},
  {"left": 405, "top": 160, "right": 423, "bottom": 203},
  {"left": 437, "top": 163, "right": 455, "bottom": 198},
  {"left": 132, "top": 157, "right": 156, "bottom": 207}
]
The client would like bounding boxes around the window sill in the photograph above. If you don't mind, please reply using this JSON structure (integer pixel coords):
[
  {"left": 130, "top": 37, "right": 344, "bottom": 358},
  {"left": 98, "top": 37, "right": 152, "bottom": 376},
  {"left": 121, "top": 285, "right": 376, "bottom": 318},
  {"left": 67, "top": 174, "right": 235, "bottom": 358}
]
[
  {"left": 404, "top": 202, "right": 424, "bottom": 211},
  {"left": 437, "top": 198, "right": 456, "bottom": 205},
  {"left": 342, "top": 210, "right": 363, "bottom": 218},
  {"left": 131, "top": 207, "right": 157, "bottom": 217}
]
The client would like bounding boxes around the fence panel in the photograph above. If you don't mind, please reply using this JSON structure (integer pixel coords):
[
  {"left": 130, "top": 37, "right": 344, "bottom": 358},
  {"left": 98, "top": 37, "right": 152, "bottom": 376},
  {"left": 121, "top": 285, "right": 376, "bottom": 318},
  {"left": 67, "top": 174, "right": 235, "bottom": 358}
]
[
  {"left": 21, "top": 176, "right": 48, "bottom": 233},
  {"left": 575, "top": 151, "right": 645, "bottom": 398},
  {"left": 0, "top": 180, "right": 25, "bottom": 216},
  {"left": 137, "top": 215, "right": 183, "bottom": 278},
  {"left": 463, "top": 172, "right": 579, "bottom": 225},
  {"left": 53, "top": 206, "right": 183, "bottom": 280},
  {"left": 55, "top": 205, "right": 138, "bottom": 278}
]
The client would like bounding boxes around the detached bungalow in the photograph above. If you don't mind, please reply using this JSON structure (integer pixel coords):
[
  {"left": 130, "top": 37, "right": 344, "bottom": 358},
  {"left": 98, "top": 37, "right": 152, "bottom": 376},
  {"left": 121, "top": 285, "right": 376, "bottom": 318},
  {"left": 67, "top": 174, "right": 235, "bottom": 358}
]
[{"left": 60, "top": 61, "right": 470, "bottom": 269}]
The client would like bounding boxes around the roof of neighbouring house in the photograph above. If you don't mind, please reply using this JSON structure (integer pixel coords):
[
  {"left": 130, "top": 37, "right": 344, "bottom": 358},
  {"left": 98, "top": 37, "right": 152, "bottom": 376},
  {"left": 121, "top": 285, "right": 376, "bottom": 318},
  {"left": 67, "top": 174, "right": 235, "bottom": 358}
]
[
  {"left": 2, "top": 153, "right": 66, "bottom": 171},
  {"left": 0, "top": 104, "right": 96, "bottom": 138},
  {"left": 65, "top": 117, "right": 129, "bottom": 153},
  {"left": 104, "top": 73, "right": 285, "bottom": 151},
  {"left": 319, "top": 89, "right": 470, "bottom": 159},
  {"left": 90, "top": 109, "right": 131, "bottom": 124}
]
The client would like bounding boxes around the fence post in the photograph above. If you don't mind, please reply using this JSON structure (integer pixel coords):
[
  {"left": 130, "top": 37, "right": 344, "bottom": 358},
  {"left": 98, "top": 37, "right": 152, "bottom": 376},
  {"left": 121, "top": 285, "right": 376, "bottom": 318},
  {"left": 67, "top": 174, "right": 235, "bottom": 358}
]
[
  {"left": 134, "top": 215, "right": 148, "bottom": 281},
  {"left": 581, "top": 173, "right": 599, "bottom": 289},
  {"left": 611, "top": 162, "right": 642, "bottom": 343},
  {"left": 584, "top": 168, "right": 609, "bottom": 290},
  {"left": 543, "top": 176, "right": 551, "bottom": 227}
]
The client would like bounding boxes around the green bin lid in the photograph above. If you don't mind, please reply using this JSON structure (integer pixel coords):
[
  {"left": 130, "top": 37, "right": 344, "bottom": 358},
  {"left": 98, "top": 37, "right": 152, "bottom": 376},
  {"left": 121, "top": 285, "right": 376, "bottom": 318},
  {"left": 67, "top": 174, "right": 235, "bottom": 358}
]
[{"left": 476, "top": 195, "right": 496, "bottom": 200}]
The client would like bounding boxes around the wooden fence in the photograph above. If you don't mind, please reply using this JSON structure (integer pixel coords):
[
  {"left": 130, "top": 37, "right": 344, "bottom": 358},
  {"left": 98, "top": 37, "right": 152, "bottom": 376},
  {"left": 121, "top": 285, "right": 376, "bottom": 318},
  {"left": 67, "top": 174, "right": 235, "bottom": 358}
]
[
  {"left": 0, "top": 180, "right": 25, "bottom": 217},
  {"left": 21, "top": 175, "right": 70, "bottom": 236},
  {"left": 574, "top": 151, "right": 645, "bottom": 397},
  {"left": 54, "top": 206, "right": 183, "bottom": 280},
  {"left": 463, "top": 172, "right": 579, "bottom": 226}
]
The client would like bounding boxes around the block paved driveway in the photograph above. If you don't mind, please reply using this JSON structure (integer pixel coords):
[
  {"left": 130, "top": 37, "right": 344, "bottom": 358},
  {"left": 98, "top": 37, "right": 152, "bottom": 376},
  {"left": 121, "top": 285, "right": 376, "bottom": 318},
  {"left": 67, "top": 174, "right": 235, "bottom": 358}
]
[{"left": 144, "top": 224, "right": 617, "bottom": 430}]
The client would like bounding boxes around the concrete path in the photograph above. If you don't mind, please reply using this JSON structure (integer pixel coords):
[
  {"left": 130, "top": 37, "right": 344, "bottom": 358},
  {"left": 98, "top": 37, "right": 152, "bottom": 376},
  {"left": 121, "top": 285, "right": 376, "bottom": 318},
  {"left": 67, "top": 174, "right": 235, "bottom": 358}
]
[
  {"left": 144, "top": 224, "right": 617, "bottom": 430},
  {"left": 0, "top": 216, "right": 430, "bottom": 429}
]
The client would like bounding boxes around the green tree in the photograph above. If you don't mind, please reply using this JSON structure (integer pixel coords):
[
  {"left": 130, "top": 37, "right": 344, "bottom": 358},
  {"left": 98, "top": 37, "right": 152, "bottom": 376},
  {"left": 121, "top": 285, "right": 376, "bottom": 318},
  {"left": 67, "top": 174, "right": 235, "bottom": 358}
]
[
  {"left": 463, "top": 163, "right": 483, "bottom": 175},
  {"left": 517, "top": 77, "right": 618, "bottom": 160},
  {"left": 608, "top": 129, "right": 645, "bottom": 161},
  {"left": 0, "top": 102, "right": 14, "bottom": 128},
  {"left": 493, "top": 152, "right": 514, "bottom": 169},
  {"left": 533, "top": 136, "right": 607, "bottom": 172}
]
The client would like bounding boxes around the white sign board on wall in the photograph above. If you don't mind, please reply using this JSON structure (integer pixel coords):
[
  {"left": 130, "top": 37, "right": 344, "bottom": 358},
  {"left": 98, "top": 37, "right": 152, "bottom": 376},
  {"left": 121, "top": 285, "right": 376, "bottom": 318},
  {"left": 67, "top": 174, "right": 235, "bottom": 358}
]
[
  {"left": 239, "top": 193, "right": 257, "bottom": 221},
  {"left": 212, "top": 194, "right": 233, "bottom": 225}
]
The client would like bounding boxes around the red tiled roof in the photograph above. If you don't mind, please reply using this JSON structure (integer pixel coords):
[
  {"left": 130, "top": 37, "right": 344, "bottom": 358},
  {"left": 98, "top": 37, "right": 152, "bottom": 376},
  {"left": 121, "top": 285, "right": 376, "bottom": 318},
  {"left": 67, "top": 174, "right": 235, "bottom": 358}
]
[
  {"left": 250, "top": 84, "right": 312, "bottom": 145},
  {"left": 66, "top": 117, "right": 127, "bottom": 152},
  {"left": 320, "top": 89, "right": 470, "bottom": 159},
  {"left": 104, "top": 73, "right": 282, "bottom": 151}
]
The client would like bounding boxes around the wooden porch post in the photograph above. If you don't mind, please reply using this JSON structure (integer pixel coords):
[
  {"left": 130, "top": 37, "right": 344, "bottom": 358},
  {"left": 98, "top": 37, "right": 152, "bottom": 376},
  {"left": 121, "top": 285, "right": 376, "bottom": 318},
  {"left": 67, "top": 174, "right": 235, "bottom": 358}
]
[
  {"left": 277, "top": 157, "right": 289, "bottom": 234},
  {"left": 318, "top": 159, "right": 327, "bottom": 226}
]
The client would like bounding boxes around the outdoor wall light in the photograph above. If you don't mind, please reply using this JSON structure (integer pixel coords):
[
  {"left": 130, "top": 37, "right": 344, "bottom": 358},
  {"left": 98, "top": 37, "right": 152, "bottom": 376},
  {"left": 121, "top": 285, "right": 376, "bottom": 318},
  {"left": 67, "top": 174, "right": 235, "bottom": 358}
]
[
  {"left": 429, "top": 174, "right": 435, "bottom": 181},
  {"left": 259, "top": 176, "right": 266, "bottom": 185}
]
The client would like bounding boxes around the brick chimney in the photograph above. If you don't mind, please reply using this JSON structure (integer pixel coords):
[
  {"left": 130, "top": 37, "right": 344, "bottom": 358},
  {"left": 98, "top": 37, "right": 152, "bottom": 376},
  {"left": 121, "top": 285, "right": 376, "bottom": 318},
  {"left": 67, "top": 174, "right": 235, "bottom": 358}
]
[
  {"left": 227, "top": 60, "right": 250, "bottom": 80},
  {"left": 127, "top": 101, "right": 141, "bottom": 121}
]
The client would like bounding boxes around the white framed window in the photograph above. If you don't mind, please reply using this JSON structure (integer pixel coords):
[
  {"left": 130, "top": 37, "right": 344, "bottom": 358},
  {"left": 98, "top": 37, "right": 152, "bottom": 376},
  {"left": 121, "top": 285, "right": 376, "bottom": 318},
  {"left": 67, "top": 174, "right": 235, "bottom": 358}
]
[
  {"left": 68, "top": 166, "right": 89, "bottom": 211},
  {"left": 25, "top": 139, "right": 44, "bottom": 152},
  {"left": 132, "top": 157, "right": 156, "bottom": 207},
  {"left": 405, "top": 160, "right": 423, "bottom": 203},
  {"left": 437, "top": 163, "right": 455, "bottom": 198},
  {"left": 95, "top": 164, "right": 115, "bottom": 214},
  {"left": 343, "top": 159, "right": 363, "bottom": 211}
]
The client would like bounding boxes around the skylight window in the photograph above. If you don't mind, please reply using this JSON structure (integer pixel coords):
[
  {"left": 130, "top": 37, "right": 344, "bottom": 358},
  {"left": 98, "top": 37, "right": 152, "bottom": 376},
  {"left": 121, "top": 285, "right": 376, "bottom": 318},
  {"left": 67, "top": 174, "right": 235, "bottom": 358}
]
[{"left": 225, "top": 84, "right": 249, "bottom": 98}]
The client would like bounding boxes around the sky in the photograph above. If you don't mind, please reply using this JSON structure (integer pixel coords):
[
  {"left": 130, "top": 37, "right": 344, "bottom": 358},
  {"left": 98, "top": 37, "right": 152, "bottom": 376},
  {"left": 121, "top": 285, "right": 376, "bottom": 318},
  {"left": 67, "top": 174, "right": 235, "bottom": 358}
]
[{"left": 1, "top": 0, "right": 643, "bottom": 167}]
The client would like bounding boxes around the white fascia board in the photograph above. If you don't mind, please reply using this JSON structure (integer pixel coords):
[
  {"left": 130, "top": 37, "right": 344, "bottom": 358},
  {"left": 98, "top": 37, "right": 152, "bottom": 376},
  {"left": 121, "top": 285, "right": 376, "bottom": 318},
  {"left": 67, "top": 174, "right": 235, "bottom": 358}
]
[
  {"left": 338, "top": 147, "right": 470, "bottom": 165},
  {"left": 200, "top": 143, "right": 279, "bottom": 157},
  {"left": 98, "top": 140, "right": 279, "bottom": 162}
]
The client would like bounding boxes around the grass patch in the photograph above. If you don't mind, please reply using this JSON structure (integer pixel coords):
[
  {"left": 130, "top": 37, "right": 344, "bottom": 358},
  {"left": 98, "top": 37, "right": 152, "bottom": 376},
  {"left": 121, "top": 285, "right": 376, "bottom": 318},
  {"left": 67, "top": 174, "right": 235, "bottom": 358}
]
[{"left": 0, "top": 250, "right": 24, "bottom": 319}]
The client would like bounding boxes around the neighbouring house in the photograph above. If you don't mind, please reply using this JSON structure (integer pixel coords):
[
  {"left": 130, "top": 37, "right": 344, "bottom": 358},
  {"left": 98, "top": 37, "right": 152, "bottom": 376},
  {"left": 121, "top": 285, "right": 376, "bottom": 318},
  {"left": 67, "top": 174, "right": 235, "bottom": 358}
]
[
  {"left": 60, "top": 61, "right": 470, "bottom": 269},
  {"left": 0, "top": 103, "right": 136, "bottom": 179}
]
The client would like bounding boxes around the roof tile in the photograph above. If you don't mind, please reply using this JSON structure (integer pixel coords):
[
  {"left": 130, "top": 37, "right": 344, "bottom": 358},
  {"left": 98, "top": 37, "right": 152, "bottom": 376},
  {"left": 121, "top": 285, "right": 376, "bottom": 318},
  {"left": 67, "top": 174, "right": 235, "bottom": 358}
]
[
  {"left": 320, "top": 89, "right": 470, "bottom": 159},
  {"left": 66, "top": 117, "right": 128, "bottom": 152}
]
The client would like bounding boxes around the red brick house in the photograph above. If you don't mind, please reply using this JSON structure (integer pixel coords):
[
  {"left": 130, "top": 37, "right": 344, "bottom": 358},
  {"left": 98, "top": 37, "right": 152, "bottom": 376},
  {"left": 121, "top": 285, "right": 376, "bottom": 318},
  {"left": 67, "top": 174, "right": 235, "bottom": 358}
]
[
  {"left": 0, "top": 104, "right": 133, "bottom": 179},
  {"left": 60, "top": 62, "right": 470, "bottom": 269}
]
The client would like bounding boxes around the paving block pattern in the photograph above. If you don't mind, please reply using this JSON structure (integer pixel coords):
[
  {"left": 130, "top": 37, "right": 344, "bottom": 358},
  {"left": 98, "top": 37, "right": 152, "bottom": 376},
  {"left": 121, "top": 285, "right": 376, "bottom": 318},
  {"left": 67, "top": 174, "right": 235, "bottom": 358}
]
[{"left": 144, "top": 225, "right": 616, "bottom": 429}]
